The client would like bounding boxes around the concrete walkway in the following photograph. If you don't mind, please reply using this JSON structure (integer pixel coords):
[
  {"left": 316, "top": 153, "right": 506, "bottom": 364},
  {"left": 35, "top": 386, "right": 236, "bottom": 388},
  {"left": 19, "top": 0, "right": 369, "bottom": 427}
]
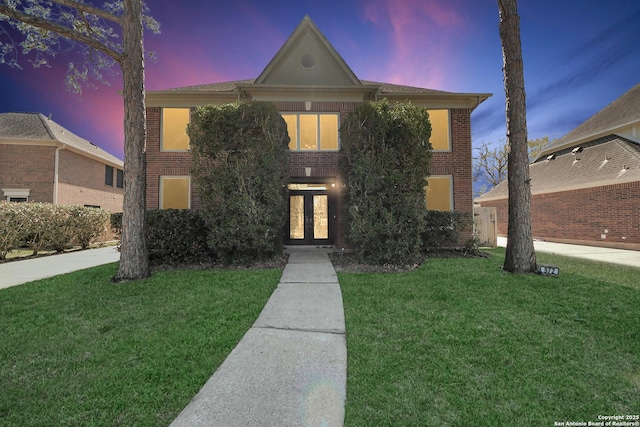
[
  {"left": 170, "top": 249, "right": 347, "bottom": 426},
  {"left": 0, "top": 246, "right": 121, "bottom": 290},
  {"left": 497, "top": 237, "right": 640, "bottom": 269}
]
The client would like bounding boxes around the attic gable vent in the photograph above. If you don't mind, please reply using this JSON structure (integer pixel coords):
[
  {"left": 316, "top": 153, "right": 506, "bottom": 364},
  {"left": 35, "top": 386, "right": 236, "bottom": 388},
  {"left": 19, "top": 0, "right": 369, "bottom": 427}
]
[{"left": 571, "top": 146, "right": 583, "bottom": 154}]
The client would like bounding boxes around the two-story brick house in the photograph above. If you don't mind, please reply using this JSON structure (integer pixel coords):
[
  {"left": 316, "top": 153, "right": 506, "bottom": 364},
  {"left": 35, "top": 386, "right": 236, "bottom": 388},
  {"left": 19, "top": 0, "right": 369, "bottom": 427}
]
[
  {"left": 145, "top": 16, "right": 490, "bottom": 248},
  {"left": 0, "top": 112, "right": 124, "bottom": 212}
]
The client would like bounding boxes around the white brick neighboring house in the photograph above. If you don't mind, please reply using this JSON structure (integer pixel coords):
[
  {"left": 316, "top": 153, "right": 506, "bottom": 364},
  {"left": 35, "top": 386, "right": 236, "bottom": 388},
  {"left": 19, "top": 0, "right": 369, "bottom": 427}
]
[
  {"left": 476, "top": 82, "right": 640, "bottom": 250},
  {"left": 0, "top": 112, "right": 124, "bottom": 212}
]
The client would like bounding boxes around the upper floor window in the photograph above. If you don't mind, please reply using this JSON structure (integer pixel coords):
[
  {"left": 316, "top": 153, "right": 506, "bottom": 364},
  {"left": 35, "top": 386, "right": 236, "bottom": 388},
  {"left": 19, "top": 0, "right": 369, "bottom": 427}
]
[
  {"left": 162, "top": 108, "right": 191, "bottom": 151},
  {"left": 105, "top": 165, "right": 114, "bottom": 186},
  {"left": 282, "top": 113, "right": 339, "bottom": 151},
  {"left": 116, "top": 169, "right": 124, "bottom": 189},
  {"left": 427, "top": 109, "right": 451, "bottom": 151}
]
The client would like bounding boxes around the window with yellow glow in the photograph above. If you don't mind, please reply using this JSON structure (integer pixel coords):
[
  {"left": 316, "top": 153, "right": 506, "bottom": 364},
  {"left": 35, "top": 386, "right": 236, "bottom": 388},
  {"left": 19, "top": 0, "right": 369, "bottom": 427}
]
[
  {"left": 162, "top": 108, "right": 190, "bottom": 151},
  {"left": 425, "top": 175, "right": 453, "bottom": 211},
  {"left": 160, "top": 176, "right": 190, "bottom": 209},
  {"left": 282, "top": 113, "right": 339, "bottom": 151},
  {"left": 427, "top": 110, "right": 450, "bottom": 151}
]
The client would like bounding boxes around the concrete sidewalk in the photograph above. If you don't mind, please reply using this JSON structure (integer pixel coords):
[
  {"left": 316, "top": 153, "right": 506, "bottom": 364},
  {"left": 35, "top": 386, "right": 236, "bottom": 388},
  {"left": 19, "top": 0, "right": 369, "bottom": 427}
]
[
  {"left": 170, "top": 249, "right": 347, "bottom": 427},
  {"left": 0, "top": 246, "right": 121, "bottom": 290},
  {"left": 497, "top": 237, "right": 640, "bottom": 269}
]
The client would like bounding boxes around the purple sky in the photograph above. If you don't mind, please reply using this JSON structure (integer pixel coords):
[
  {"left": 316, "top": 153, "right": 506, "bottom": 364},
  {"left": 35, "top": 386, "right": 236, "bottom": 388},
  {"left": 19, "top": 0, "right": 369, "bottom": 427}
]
[{"left": 1, "top": 0, "right": 639, "bottom": 161}]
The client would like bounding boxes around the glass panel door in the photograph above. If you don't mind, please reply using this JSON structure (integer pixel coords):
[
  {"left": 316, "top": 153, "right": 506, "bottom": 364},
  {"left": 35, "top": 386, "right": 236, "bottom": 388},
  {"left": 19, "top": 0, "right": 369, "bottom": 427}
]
[
  {"left": 289, "top": 195, "right": 305, "bottom": 240},
  {"left": 286, "top": 188, "right": 333, "bottom": 245},
  {"left": 313, "top": 195, "right": 328, "bottom": 239}
]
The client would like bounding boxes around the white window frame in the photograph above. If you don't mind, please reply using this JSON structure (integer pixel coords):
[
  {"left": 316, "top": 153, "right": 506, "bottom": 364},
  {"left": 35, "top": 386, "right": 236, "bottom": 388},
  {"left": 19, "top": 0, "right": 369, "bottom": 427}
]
[
  {"left": 283, "top": 112, "right": 340, "bottom": 152},
  {"left": 161, "top": 107, "right": 191, "bottom": 152},
  {"left": 159, "top": 176, "right": 191, "bottom": 209},
  {"left": 2, "top": 188, "right": 30, "bottom": 202}
]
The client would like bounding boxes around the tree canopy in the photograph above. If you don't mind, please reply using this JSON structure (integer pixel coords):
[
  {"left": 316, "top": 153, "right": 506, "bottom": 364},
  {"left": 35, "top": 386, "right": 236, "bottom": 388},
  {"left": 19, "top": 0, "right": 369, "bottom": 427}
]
[{"left": 1, "top": 0, "right": 160, "bottom": 281}]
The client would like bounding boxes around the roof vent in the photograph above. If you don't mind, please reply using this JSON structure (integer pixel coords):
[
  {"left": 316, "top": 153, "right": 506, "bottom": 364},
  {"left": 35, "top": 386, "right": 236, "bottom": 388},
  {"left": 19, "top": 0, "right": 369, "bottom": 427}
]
[
  {"left": 546, "top": 154, "right": 555, "bottom": 161},
  {"left": 571, "top": 146, "right": 582, "bottom": 154}
]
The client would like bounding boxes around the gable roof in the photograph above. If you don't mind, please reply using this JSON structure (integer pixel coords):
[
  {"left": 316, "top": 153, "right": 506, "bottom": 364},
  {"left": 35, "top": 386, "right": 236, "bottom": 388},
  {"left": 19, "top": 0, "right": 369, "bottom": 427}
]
[
  {"left": 476, "top": 135, "right": 640, "bottom": 202},
  {"left": 146, "top": 16, "right": 491, "bottom": 110},
  {"left": 256, "top": 15, "right": 360, "bottom": 87},
  {"left": 0, "top": 112, "right": 123, "bottom": 167},
  {"left": 537, "top": 82, "right": 640, "bottom": 159}
]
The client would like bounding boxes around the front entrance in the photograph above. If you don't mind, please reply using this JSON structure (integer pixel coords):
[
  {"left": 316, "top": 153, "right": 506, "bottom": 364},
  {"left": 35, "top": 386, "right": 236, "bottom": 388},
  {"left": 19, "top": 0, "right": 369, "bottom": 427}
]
[{"left": 286, "top": 183, "right": 333, "bottom": 245}]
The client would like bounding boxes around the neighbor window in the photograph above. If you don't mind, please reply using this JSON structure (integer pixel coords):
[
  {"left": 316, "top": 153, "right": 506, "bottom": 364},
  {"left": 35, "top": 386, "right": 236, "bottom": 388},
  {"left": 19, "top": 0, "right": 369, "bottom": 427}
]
[
  {"left": 282, "top": 113, "right": 339, "bottom": 151},
  {"left": 2, "top": 188, "right": 30, "bottom": 202},
  {"left": 116, "top": 169, "right": 124, "bottom": 189},
  {"left": 425, "top": 175, "right": 453, "bottom": 211},
  {"left": 105, "top": 165, "right": 114, "bottom": 186},
  {"left": 160, "top": 176, "right": 190, "bottom": 209},
  {"left": 427, "top": 109, "right": 451, "bottom": 151},
  {"left": 162, "top": 108, "right": 191, "bottom": 151}
]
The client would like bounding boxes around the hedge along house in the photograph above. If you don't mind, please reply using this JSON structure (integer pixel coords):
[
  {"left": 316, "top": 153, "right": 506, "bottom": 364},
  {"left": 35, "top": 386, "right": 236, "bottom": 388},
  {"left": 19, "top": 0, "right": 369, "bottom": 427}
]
[
  {"left": 0, "top": 112, "right": 124, "bottom": 212},
  {"left": 476, "top": 82, "right": 640, "bottom": 250},
  {"left": 145, "top": 16, "right": 491, "bottom": 249}
]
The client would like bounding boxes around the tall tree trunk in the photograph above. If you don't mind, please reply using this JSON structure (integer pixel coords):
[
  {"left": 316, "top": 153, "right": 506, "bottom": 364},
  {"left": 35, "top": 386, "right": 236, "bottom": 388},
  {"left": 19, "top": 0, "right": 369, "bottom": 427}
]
[
  {"left": 114, "top": 0, "right": 150, "bottom": 281},
  {"left": 498, "top": 0, "right": 536, "bottom": 273}
]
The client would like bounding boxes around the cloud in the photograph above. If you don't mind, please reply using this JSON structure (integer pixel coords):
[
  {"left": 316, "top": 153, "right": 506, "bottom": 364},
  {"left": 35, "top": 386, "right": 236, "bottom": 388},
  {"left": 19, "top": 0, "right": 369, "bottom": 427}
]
[
  {"left": 359, "top": 0, "right": 469, "bottom": 89},
  {"left": 526, "top": 7, "right": 640, "bottom": 112}
]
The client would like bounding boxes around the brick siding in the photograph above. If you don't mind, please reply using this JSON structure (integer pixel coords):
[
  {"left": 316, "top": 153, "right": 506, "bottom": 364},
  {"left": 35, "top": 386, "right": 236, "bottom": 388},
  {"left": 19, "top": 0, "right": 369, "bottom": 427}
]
[
  {"left": 0, "top": 143, "right": 123, "bottom": 212},
  {"left": 0, "top": 144, "right": 55, "bottom": 202},
  {"left": 146, "top": 103, "right": 475, "bottom": 248},
  {"left": 478, "top": 180, "right": 640, "bottom": 250},
  {"left": 57, "top": 149, "right": 124, "bottom": 212}
]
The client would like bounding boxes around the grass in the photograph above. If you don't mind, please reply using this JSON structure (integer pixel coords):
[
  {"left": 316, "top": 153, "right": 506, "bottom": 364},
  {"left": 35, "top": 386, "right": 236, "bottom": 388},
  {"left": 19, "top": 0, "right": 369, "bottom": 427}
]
[
  {"left": 0, "top": 263, "right": 280, "bottom": 426},
  {"left": 340, "top": 249, "right": 640, "bottom": 426}
]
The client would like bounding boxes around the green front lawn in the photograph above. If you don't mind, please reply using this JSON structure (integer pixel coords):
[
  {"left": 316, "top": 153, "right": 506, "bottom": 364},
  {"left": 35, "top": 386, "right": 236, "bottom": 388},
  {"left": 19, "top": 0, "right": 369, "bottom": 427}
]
[
  {"left": 0, "top": 264, "right": 280, "bottom": 426},
  {"left": 340, "top": 249, "right": 640, "bottom": 425}
]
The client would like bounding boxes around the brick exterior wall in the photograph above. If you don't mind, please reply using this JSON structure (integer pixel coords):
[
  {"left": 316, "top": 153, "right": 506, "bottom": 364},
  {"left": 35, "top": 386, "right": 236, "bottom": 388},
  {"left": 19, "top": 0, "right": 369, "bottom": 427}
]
[
  {"left": 431, "top": 108, "right": 474, "bottom": 242},
  {"left": 0, "top": 144, "right": 55, "bottom": 202},
  {"left": 145, "top": 103, "right": 475, "bottom": 248},
  {"left": 0, "top": 143, "right": 123, "bottom": 212},
  {"left": 478, "top": 180, "right": 640, "bottom": 250},
  {"left": 57, "top": 149, "right": 124, "bottom": 212}
]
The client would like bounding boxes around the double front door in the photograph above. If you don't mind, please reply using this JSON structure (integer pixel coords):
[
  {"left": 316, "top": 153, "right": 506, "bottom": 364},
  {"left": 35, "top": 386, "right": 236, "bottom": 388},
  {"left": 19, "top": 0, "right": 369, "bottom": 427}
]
[{"left": 287, "top": 184, "right": 333, "bottom": 245}]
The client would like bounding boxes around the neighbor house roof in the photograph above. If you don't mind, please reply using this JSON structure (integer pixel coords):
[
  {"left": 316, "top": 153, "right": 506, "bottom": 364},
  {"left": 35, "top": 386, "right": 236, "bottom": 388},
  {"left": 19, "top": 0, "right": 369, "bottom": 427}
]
[
  {"left": 0, "top": 112, "right": 122, "bottom": 167},
  {"left": 476, "top": 135, "right": 640, "bottom": 202},
  {"left": 536, "top": 82, "right": 640, "bottom": 160}
]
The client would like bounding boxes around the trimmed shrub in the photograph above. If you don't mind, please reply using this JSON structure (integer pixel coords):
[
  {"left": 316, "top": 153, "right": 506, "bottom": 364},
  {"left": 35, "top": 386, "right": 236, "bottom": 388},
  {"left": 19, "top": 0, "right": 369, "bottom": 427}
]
[
  {"left": 0, "top": 203, "right": 111, "bottom": 257},
  {"left": 146, "top": 209, "right": 211, "bottom": 265},
  {"left": 111, "top": 210, "right": 212, "bottom": 265},
  {"left": 72, "top": 206, "right": 111, "bottom": 249},
  {"left": 421, "top": 210, "right": 473, "bottom": 249},
  {"left": 189, "top": 102, "right": 290, "bottom": 264},
  {"left": 0, "top": 202, "right": 29, "bottom": 259},
  {"left": 340, "top": 100, "right": 432, "bottom": 265}
]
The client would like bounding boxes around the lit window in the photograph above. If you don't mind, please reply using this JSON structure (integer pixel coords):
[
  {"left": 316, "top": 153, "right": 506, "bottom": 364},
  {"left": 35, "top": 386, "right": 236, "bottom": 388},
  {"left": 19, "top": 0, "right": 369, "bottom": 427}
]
[
  {"left": 160, "top": 176, "right": 190, "bottom": 209},
  {"left": 427, "top": 110, "right": 451, "bottom": 151},
  {"left": 162, "top": 108, "right": 190, "bottom": 151},
  {"left": 425, "top": 176, "right": 453, "bottom": 211},
  {"left": 282, "top": 113, "right": 340, "bottom": 151}
]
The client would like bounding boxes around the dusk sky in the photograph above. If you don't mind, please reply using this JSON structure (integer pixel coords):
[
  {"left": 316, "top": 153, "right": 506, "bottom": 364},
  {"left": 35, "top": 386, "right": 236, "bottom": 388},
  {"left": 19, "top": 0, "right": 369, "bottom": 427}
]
[{"left": 1, "top": 0, "right": 639, "bottom": 161}]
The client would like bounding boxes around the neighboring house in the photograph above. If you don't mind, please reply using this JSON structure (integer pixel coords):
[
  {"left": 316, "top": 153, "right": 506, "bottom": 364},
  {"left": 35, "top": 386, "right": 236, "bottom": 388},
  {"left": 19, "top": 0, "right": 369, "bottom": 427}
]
[
  {"left": 476, "top": 82, "right": 640, "bottom": 250},
  {"left": 145, "top": 16, "right": 491, "bottom": 248},
  {"left": 0, "top": 112, "right": 124, "bottom": 212}
]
